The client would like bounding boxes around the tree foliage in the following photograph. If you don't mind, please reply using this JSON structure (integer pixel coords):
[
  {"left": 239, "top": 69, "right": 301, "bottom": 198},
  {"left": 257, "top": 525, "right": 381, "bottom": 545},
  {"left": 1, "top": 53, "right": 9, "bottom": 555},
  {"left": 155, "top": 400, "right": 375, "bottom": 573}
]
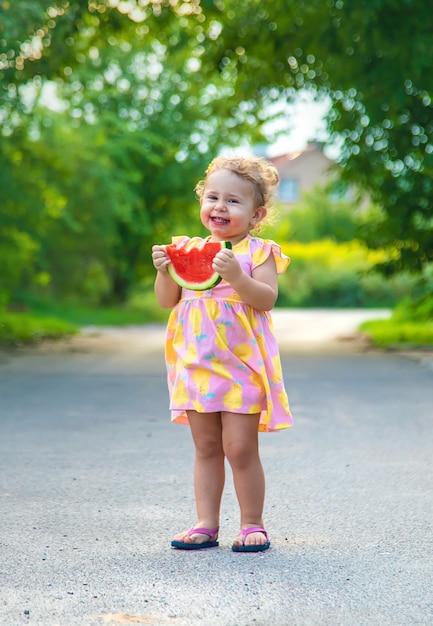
[
  {"left": 1, "top": 0, "right": 432, "bottom": 309},
  {"left": 0, "top": 0, "right": 265, "bottom": 306},
  {"left": 195, "top": 0, "right": 433, "bottom": 274}
]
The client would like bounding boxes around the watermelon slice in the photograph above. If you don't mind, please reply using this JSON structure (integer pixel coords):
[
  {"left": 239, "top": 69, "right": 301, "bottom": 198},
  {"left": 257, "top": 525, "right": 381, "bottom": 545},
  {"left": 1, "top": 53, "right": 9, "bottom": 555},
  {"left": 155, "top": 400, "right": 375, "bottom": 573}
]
[{"left": 166, "top": 239, "right": 232, "bottom": 290}]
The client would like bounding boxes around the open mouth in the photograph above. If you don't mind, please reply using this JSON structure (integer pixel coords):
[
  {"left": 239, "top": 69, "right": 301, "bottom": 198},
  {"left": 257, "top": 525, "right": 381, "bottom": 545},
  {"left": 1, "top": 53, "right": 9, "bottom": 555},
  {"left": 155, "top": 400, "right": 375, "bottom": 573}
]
[{"left": 211, "top": 217, "right": 230, "bottom": 225}]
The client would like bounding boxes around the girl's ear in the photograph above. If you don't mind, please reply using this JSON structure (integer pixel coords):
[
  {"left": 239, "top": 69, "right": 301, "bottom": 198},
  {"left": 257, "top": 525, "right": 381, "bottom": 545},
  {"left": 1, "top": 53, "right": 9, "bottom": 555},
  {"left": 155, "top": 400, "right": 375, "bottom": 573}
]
[{"left": 250, "top": 206, "right": 267, "bottom": 227}]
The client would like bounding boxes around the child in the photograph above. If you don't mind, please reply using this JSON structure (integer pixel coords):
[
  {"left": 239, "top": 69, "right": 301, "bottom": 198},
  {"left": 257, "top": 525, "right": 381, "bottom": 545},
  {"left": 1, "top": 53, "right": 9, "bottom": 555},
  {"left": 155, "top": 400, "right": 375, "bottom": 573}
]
[{"left": 151, "top": 156, "right": 293, "bottom": 552}]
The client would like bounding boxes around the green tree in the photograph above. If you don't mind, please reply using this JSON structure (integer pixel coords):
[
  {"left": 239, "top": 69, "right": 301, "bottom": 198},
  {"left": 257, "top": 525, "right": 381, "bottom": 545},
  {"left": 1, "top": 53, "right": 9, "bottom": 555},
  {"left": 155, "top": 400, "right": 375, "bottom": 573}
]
[
  {"left": 195, "top": 0, "right": 433, "bottom": 275},
  {"left": 5, "top": 0, "right": 431, "bottom": 303},
  {"left": 278, "top": 185, "right": 359, "bottom": 244},
  {"left": 0, "top": 125, "right": 57, "bottom": 308},
  {"left": 33, "top": 29, "right": 265, "bottom": 302},
  {"left": 0, "top": 2, "right": 266, "bottom": 304}
]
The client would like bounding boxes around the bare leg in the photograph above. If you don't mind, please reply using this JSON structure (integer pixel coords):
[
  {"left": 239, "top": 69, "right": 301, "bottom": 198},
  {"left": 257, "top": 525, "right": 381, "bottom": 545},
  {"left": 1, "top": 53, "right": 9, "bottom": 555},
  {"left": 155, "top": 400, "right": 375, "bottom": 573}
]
[
  {"left": 221, "top": 412, "right": 268, "bottom": 548},
  {"left": 172, "top": 411, "right": 225, "bottom": 545}
]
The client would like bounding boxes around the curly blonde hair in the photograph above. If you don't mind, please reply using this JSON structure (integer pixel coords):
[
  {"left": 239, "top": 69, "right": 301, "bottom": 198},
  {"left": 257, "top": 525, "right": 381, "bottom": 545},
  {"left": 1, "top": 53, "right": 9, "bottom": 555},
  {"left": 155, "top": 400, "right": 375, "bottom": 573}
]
[{"left": 195, "top": 156, "right": 280, "bottom": 232}]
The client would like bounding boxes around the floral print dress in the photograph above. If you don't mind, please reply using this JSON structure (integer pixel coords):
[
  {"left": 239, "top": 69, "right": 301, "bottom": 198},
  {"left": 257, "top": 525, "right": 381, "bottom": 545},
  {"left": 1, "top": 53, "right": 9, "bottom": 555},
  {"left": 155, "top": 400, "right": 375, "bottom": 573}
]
[{"left": 165, "top": 234, "right": 293, "bottom": 432}]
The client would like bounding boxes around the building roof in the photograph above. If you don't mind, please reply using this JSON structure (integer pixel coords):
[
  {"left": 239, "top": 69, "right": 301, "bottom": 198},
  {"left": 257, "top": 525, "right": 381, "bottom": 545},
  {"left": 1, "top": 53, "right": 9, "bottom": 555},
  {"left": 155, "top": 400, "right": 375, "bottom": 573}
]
[{"left": 268, "top": 141, "right": 333, "bottom": 172}]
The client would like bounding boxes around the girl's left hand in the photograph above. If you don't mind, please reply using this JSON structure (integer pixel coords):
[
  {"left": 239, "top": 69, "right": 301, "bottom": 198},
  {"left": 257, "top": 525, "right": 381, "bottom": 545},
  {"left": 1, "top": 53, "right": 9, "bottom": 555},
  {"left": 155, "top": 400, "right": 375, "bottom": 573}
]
[{"left": 212, "top": 248, "right": 243, "bottom": 284}]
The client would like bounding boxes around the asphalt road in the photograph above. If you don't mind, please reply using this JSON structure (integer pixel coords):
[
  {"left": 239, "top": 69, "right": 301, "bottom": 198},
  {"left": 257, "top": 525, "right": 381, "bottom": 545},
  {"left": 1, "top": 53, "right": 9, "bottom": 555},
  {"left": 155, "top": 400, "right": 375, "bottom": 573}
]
[{"left": 1, "top": 310, "right": 432, "bottom": 626}]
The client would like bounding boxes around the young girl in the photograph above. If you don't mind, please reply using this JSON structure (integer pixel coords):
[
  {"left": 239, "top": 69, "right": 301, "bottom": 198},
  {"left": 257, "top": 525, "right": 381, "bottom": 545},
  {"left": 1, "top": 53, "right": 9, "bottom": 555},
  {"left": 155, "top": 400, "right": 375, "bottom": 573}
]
[{"left": 152, "top": 156, "right": 293, "bottom": 552}]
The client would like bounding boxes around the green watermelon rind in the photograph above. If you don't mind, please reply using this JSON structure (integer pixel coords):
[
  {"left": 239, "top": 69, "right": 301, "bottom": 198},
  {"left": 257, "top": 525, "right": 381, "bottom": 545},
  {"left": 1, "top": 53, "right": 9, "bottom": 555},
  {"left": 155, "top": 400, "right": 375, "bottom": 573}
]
[{"left": 167, "top": 240, "right": 232, "bottom": 291}]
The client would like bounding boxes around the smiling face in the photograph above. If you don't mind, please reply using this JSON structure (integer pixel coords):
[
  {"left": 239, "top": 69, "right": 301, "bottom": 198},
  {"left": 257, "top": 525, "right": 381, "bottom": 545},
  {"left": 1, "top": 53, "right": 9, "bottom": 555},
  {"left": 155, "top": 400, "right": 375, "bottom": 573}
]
[{"left": 200, "top": 169, "right": 266, "bottom": 244}]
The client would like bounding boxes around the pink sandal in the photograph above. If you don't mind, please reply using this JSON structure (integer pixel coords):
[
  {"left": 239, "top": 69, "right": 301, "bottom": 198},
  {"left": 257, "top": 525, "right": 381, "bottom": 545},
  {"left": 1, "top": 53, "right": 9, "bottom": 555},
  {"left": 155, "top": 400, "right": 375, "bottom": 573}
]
[
  {"left": 171, "top": 527, "right": 219, "bottom": 550},
  {"left": 232, "top": 527, "right": 270, "bottom": 552}
]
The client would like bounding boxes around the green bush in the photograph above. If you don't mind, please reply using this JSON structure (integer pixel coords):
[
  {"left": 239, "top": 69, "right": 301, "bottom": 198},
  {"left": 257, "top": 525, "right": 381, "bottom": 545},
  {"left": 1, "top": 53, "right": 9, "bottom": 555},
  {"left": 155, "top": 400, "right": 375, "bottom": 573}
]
[
  {"left": 9, "top": 288, "right": 168, "bottom": 328},
  {"left": 261, "top": 188, "right": 416, "bottom": 308},
  {"left": 264, "top": 183, "right": 385, "bottom": 245},
  {"left": 359, "top": 286, "right": 433, "bottom": 349},
  {"left": 264, "top": 183, "right": 360, "bottom": 243},
  {"left": 360, "top": 319, "right": 433, "bottom": 348},
  {"left": 360, "top": 272, "right": 417, "bottom": 308},
  {"left": 275, "top": 239, "right": 416, "bottom": 308},
  {"left": 0, "top": 312, "right": 77, "bottom": 346}
]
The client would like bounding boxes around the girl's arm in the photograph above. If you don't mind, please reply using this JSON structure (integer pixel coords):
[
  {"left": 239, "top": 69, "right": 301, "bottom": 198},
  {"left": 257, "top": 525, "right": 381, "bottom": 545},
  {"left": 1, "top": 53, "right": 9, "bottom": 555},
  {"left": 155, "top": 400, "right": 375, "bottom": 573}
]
[
  {"left": 213, "top": 250, "right": 278, "bottom": 311},
  {"left": 152, "top": 245, "right": 181, "bottom": 309}
]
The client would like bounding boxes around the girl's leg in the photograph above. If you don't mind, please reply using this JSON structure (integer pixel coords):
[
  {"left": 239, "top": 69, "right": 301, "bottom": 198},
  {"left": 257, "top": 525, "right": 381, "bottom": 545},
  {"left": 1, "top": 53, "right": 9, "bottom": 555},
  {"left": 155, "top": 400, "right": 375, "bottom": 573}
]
[
  {"left": 172, "top": 411, "right": 225, "bottom": 545},
  {"left": 221, "top": 411, "right": 268, "bottom": 548}
]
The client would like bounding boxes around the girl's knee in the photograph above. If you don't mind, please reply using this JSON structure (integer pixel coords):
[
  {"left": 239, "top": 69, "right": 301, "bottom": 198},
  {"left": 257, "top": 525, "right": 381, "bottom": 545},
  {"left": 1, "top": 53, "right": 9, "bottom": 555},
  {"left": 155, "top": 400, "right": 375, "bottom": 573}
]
[
  {"left": 194, "top": 436, "right": 224, "bottom": 460},
  {"left": 224, "top": 440, "right": 258, "bottom": 470}
]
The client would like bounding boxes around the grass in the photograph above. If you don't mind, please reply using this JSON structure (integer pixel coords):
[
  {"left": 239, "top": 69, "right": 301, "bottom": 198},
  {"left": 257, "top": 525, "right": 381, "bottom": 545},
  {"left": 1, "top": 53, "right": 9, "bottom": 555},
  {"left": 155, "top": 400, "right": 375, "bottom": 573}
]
[
  {"left": 29, "top": 303, "right": 168, "bottom": 327},
  {"left": 359, "top": 318, "right": 433, "bottom": 349},
  {"left": 1, "top": 292, "right": 169, "bottom": 346},
  {"left": 26, "top": 290, "right": 168, "bottom": 327},
  {"left": 0, "top": 311, "right": 78, "bottom": 346},
  {"left": 359, "top": 294, "right": 433, "bottom": 349}
]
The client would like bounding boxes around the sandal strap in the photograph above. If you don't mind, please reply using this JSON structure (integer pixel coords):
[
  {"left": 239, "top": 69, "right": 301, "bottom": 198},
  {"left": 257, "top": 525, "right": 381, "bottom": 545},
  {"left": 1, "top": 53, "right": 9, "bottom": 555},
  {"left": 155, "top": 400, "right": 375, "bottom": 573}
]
[
  {"left": 239, "top": 527, "right": 269, "bottom": 541},
  {"left": 188, "top": 527, "right": 219, "bottom": 541}
]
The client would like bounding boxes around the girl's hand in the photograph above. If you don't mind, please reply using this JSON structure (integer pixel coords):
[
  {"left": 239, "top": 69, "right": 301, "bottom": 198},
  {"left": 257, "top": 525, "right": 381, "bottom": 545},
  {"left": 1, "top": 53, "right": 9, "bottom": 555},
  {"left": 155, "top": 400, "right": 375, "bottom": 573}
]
[
  {"left": 212, "top": 248, "right": 243, "bottom": 284},
  {"left": 152, "top": 244, "right": 181, "bottom": 308},
  {"left": 214, "top": 251, "right": 278, "bottom": 311},
  {"left": 152, "top": 244, "right": 170, "bottom": 272}
]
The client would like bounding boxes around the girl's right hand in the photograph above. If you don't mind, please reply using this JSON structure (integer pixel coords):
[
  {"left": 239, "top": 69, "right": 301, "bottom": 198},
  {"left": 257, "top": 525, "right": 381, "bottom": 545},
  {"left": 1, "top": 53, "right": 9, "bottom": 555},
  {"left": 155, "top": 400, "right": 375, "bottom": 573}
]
[
  {"left": 152, "top": 245, "right": 170, "bottom": 272},
  {"left": 153, "top": 244, "right": 181, "bottom": 308}
]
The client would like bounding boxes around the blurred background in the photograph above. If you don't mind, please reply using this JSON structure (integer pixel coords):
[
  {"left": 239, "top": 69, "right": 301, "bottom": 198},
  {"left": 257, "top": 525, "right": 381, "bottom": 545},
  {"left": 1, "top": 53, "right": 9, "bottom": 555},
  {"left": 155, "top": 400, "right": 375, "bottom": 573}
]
[{"left": 1, "top": 0, "right": 432, "bottom": 347}]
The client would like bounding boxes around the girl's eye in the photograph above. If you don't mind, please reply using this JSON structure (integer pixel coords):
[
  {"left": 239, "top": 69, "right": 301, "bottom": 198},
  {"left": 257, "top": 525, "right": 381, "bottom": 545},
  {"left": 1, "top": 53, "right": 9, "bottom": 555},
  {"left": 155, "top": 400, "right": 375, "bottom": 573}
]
[{"left": 228, "top": 198, "right": 238, "bottom": 203}]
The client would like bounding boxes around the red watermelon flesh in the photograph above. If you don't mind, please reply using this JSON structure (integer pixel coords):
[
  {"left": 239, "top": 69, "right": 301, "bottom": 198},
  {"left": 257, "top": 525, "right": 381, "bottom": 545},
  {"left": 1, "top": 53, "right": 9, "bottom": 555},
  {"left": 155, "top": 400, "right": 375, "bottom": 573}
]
[{"left": 166, "top": 239, "right": 232, "bottom": 290}]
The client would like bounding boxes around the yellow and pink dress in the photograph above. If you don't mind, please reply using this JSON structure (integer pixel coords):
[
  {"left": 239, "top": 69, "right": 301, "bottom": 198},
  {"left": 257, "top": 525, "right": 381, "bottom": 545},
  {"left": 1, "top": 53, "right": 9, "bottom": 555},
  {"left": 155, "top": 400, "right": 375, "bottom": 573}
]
[{"left": 165, "top": 234, "right": 293, "bottom": 432}]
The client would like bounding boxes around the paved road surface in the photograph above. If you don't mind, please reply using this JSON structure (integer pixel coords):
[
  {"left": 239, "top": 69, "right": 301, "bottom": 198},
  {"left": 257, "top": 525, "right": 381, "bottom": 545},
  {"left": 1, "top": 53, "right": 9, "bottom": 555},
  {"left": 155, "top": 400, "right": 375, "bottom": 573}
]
[{"left": 1, "top": 310, "right": 432, "bottom": 626}]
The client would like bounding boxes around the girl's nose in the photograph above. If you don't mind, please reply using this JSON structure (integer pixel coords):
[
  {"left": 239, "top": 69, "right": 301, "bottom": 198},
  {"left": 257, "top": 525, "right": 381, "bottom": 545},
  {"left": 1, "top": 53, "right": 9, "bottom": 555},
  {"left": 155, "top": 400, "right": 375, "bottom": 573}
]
[{"left": 214, "top": 198, "right": 226, "bottom": 210}]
